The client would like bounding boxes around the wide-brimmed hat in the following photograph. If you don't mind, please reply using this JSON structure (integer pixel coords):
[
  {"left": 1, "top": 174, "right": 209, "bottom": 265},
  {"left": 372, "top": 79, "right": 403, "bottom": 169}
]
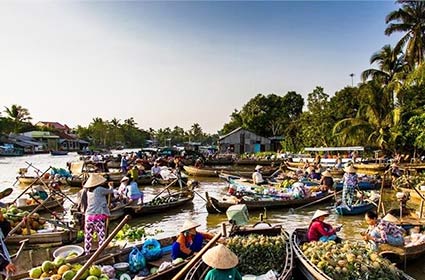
[
  {"left": 255, "top": 165, "right": 263, "bottom": 170},
  {"left": 312, "top": 209, "right": 330, "bottom": 221},
  {"left": 383, "top": 213, "right": 399, "bottom": 224},
  {"left": 322, "top": 170, "right": 332, "bottom": 177},
  {"left": 180, "top": 220, "right": 200, "bottom": 232},
  {"left": 344, "top": 165, "right": 356, "bottom": 173},
  {"left": 120, "top": 176, "right": 130, "bottom": 182},
  {"left": 83, "top": 173, "right": 107, "bottom": 189},
  {"left": 202, "top": 244, "right": 239, "bottom": 269}
]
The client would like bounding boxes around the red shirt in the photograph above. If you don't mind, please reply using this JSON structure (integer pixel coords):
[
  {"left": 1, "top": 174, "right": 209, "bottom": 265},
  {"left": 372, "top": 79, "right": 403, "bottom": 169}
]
[{"left": 307, "top": 220, "right": 336, "bottom": 241}]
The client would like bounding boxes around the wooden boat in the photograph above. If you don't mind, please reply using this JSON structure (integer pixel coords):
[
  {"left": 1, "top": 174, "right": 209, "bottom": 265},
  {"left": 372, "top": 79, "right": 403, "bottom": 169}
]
[
  {"left": 183, "top": 165, "right": 278, "bottom": 178},
  {"left": 6, "top": 228, "right": 78, "bottom": 247},
  {"left": 354, "top": 162, "right": 389, "bottom": 172},
  {"left": 285, "top": 164, "right": 344, "bottom": 176},
  {"left": 291, "top": 228, "right": 415, "bottom": 280},
  {"left": 379, "top": 241, "right": 425, "bottom": 263},
  {"left": 185, "top": 224, "right": 293, "bottom": 280},
  {"left": 334, "top": 180, "right": 380, "bottom": 191},
  {"left": 15, "top": 196, "right": 65, "bottom": 213},
  {"left": 205, "top": 191, "right": 332, "bottom": 214},
  {"left": 395, "top": 186, "right": 425, "bottom": 204},
  {"left": 335, "top": 201, "right": 377, "bottom": 215},
  {"left": 234, "top": 158, "right": 284, "bottom": 166},
  {"left": 50, "top": 150, "right": 69, "bottom": 156},
  {"left": 126, "top": 189, "right": 194, "bottom": 216},
  {"left": 17, "top": 175, "right": 52, "bottom": 185}
]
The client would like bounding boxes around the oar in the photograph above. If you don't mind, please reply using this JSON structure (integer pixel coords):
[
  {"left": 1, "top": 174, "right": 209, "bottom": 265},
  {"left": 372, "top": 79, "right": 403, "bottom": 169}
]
[
  {"left": 11, "top": 166, "right": 52, "bottom": 204},
  {"left": 171, "top": 232, "right": 223, "bottom": 280},
  {"left": 151, "top": 178, "right": 178, "bottom": 201},
  {"left": 288, "top": 190, "right": 342, "bottom": 214},
  {"left": 72, "top": 215, "right": 130, "bottom": 280}
]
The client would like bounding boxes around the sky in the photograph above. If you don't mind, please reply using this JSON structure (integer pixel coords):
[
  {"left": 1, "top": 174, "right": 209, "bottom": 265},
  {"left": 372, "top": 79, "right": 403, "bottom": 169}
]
[{"left": 0, "top": 1, "right": 402, "bottom": 133}]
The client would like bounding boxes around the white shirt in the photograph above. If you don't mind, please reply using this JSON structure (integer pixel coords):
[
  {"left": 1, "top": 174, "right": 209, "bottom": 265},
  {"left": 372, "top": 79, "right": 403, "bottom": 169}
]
[{"left": 252, "top": 171, "right": 264, "bottom": 184}]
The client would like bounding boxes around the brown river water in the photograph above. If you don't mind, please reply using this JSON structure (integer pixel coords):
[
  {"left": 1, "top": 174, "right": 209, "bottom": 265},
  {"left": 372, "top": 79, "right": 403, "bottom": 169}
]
[{"left": 0, "top": 152, "right": 424, "bottom": 279}]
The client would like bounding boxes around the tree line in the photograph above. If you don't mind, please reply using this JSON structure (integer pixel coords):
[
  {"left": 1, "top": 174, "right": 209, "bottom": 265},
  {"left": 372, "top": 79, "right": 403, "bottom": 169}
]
[{"left": 220, "top": 1, "right": 425, "bottom": 156}]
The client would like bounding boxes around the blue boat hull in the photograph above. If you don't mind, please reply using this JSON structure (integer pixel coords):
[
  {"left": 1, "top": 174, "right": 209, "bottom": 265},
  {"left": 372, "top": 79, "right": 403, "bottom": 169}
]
[
  {"left": 335, "top": 181, "right": 379, "bottom": 191},
  {"left": 335, "top": 202, "right": 376, "bottom": 215}
]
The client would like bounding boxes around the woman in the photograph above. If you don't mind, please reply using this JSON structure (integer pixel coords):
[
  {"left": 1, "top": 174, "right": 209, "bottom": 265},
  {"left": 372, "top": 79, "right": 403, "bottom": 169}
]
[
  {"left": 362, "top": 211, "right": 405, "bottom": 246},
  {"left": 307, "top": 210, "right": 341, "bottom": 242},
  {"left": 125, "top": 177, "right": 143, "bottom": 205},
  {"left": 342, "top": 165, "right": 358, "bottom": 206},
  {"left": 203, "top": 244, "right": 242, "bottom": 280},
  {"left": 171, "top": 220, "right": 213, "bottom": 260},
  {"left": 319, "top": 170, "right": 334, "bottom": 192},
  {"left": 83, "top": 173, "right": 114, "bottom": 255}
]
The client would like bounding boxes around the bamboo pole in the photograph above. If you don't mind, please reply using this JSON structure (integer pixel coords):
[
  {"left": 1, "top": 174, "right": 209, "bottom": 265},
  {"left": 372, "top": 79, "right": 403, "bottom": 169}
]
[
  {"left": 11, "top": 167, "right": 52, "bottom": 204},
  {"left": 171, "top": 232, "right": 222, "bottom": 280},
  {"left": 72, "top": 215, "right": 130, "bottom": 280}
]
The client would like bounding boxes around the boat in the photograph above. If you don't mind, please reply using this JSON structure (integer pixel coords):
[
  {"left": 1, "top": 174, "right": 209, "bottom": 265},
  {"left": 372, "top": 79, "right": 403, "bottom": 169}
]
[
  {"left": 50, "top": 150, "right": 69, "bottom": 156},
  {"left": 0, "top": 144, "right": 24, "bottom": 157},
  {"left": 335, "top": 201, "right": 377, "bottom": 215},
  {"left": 334, "top": 179, "right": 380, "bottom": 191},
  {"left": 291, "top": 228, "right": 415, "bottom": 280},
  {"left": 17, "top": 175, "right": 53, "bottom": 185},
  {"left": 14, "top": 196, "right": 65, "bottom": 213},
  {"left": 6, "top": 228, "right": 78, "bottom": 247},
  {"left": 205, "top": 191, "right": 333, "bottom": 214},
  {"left": 183, "top": 165, "right": 278, "bottom": 178},
  {"left": 285, "top": 163, "right": 344, "bottom": 176},
  {"left": 234, "top": 158, "right": 284, "bottom": 166},
  {"left": 184, "top": 223, "right": 293, "bottom": 280},
  {"left": 126, "top": 189, "right": 194, "bottom": 216},
  {"left": 395, "top": 186, "right": 425, "bottom": 204},
  {"left": 353, "top": 162, "right": 389, "bottom": 173}
]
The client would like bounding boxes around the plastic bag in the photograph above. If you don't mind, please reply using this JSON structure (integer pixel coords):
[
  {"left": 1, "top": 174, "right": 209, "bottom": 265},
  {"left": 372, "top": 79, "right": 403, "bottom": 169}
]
[
  {"left": 128, "top": 246, "right": 146, "bottom": 273},
  {"left": 143, "top": 239, "right": 162, "bottom": 261}
]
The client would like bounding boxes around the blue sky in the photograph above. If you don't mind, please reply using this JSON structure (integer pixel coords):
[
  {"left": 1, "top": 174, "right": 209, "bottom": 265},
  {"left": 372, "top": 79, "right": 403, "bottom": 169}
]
[{"left": 0, "top": 1, "right": 401, "bottom": 133}]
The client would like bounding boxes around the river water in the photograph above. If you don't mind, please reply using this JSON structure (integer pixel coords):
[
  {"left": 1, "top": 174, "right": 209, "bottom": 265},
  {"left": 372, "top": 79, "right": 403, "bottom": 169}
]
[{"left": 0, "top": 152, "right": 423, "bottom": 279}]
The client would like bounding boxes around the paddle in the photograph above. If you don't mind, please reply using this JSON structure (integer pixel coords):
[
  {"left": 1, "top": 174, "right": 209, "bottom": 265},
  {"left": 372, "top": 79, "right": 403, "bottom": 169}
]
[
  {"left": 171, "top": 232, "right": 223, "bottom": 280},
  {"left": 288, "top": 190, "right": 342, "bottom": 214},
  {"left": 11, "top": 166, "right": 51, "bottom": 204},
  {"left": 72, "top": 215, "right": 130, "bottom": 280}
]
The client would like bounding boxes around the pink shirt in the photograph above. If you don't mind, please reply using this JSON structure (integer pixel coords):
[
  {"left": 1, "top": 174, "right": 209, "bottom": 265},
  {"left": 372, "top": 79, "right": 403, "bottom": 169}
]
[{"left": 307, "top": 220, "right": 336, "bottom": 241}]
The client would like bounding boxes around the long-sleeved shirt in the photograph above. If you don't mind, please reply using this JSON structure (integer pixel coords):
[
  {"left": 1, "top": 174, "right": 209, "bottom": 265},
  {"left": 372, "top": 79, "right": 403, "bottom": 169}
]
[
  {"left": 369, "top": 219, "right": 405, "bottom": 244},
  {"left": 204, "top": 268, "right": 242, "bottom": 280},
  {"left": 307, "top": 220, "right": 336, "bottom": 242},
  {"left": 85, "top": 186, "right": 114, "bottom": 216}
]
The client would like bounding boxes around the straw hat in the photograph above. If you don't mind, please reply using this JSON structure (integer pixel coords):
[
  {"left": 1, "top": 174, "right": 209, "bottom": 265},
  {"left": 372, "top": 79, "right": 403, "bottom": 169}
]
[
  {"left": 83, "top": 173, "right": 107, "bottom": 189},
  {"left": 344, "top": 165, "right": 356, "bottom": 173},
  {"left": 322, "top": 170, "right": 332, "bottom": 177},
  {"left": 255, "top": 165, "right": 263, "bottom": 171},
  {"left": 382, "top": 213, "right": 399, "bottom": 224},
  {"left": 179, "top": 220, "right": 200, "bottom": 232},
  {"left": 312, "top": 209, "right": 329, "bottom": 221},
  {"left": 120, "top": 176, "right": 130, "bottom": 182},
  {"left": 202, "top": 244, "right": 239, "bottom": 269}
]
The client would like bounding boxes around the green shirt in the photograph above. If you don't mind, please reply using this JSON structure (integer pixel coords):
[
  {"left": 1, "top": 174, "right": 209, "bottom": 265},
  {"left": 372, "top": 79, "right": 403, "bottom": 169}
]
[{"left": 204, "top": 268, "right": 242, "bottom": 280}]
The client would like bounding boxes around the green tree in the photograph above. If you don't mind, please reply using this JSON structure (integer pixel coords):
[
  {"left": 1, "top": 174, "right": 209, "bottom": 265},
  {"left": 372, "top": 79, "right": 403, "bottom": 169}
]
[
  {"left": 3, "top": 104, "right": 33, "bottom": 133},
  {"left": 385, "top": 1, "right": 425, "bottom": 66}
]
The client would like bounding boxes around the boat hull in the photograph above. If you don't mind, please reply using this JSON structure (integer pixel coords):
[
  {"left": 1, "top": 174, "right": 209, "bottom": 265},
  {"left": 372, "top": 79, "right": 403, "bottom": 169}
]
[{"left": 335, "top": 202, "right": 376, "bottom": 215}]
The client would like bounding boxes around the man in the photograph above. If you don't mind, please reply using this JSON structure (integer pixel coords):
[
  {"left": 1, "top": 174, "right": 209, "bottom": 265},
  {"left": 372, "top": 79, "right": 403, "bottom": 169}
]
[
  {"left": 151, "top": 162, "right": 162, "bottom": 178},
  {"left": 252, "top": 165, "right": 265, "bottom": 185}
]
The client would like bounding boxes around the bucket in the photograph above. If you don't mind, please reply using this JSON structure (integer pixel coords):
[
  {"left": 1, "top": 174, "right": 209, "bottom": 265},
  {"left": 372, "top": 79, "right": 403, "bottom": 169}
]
[{"left": 16, "top": 198, "right": 27, "bottom": 207}]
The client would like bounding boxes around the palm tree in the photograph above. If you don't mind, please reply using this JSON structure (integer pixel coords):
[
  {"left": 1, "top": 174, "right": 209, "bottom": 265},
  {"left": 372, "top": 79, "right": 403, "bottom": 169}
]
[
  {"left": 3, "top": 104, "right": 32, "bottom": 132},
  {"left": 385, "top": 1, "right": 425, "bottom": 66}
]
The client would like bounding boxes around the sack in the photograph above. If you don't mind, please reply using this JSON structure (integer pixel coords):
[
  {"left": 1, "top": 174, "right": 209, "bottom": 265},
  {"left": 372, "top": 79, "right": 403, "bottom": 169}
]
[
  {"left": 128, "top": 246, "right": 146, "bottom": 272},
  {"left": 143, "top": 239, "right": 162, "bottom": 261}
]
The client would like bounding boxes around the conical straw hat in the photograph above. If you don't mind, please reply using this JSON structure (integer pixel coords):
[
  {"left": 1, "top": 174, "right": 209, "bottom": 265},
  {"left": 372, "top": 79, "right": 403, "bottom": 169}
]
[
  {"left": 322, "top": 170, "right": 332, "bottom": 177},
  {"left": 202, "top": 244, "right": 239, "bottom": 269},
  {"left": 344, "top": 165, "right": 356, "bottom": 173},
  {"left": 312, "top": 209, "right": 329, "bottom": 221},
  {"left": 83, "top": 173, "right": 107, "bottom": 189},
  {"left": 179, "top": 220, "right": 201, "bottom": 232},
  {"left": 382, "top": 213, "right": 399, "bottom": 224},
  {"left": 255, "top": 165, "right": 263, "bottom": 170}
]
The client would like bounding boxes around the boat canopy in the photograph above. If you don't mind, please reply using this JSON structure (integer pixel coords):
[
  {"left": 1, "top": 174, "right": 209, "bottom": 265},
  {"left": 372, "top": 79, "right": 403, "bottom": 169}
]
[{"left": 304, "top": 146, "right": 364, "bottom": 152}]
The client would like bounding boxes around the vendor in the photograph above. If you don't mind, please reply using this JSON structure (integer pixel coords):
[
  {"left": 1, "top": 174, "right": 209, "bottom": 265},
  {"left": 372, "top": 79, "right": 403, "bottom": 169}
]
[
  {"left": 362, "top": 211, "right": 405, "bottom": 246},
  {"left": 171, "top": 220, "right": 213, "bottom": 260},
  {"left": 319, "top": 170, "right": 334, "bottom": 192},
  {"left": 252, "top": 165, "right": 266, "bottom": 185},
  {"left": 307, "top": 210, "right": 341, "bottom": 242},
  {"left": 203, "top": 244, "right": 242, "bottom": 280}
]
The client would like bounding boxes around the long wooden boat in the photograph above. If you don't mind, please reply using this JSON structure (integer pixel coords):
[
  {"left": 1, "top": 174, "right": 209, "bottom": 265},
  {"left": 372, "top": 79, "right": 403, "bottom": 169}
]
[
  {"left": 6, "top": 228, "right": 78, "bottom": 247},
  {"left": 185, "top": 224, "right": 293, "bottom": 280},
  {"left": 205, "top": 191, "right": 332, "bottom": 214},
  {"left": 335, "top": 201, "right": 376, "bottom": 215},
  {"left": 15, "top": 196, "right": 65, "bottom": 213},
  {"left": 395, "top": 186, "right": 425, "bottom": 204},
  {"left": 50, "top": 150, "right": 69, "bottom": 156},
  {"left": 126, "top": 189, "right": 194, "bottom": 216},
  {"left": 291, "top": 228, "right": 415, "bottom": 280},
  {"left": 379, "top": 241, "right": 425, "bottom": 263},
  {"left": 285, "top": 164, "right": 344, "bottom": 176},
  {"left": 17, "top": 175, "right": 52, "bottom": 185},
  {"left": 183, "top": 165, "right": 278, "bottom": 178},
  {"left": 354, "top": 162, "right": 389, "bottom": 172}
]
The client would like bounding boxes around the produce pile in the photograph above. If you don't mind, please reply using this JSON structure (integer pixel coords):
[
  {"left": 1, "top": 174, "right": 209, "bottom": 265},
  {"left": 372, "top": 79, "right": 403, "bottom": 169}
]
[
  {"left": 28, "top": 255, "right": 109, "bottom": 280},
  {"left": 277, "top": 179, "right": 297, "bottom": 189},
  {"left": 146, "top": 196, "right": 177, "bottom": 206},
  {"left": 115, "top": 224, "right": 147, "bottom": 242},
  {"left": 1, "top": 206, "right": 46, "bottom": 234},
  {"left": 393, "top": 174, "right": 425, "bottom": 189},
  {"left": 226, "top": 234, "right": 286, "bottom": 275},
  {"left": 301, "top": 240, "right": 401, "bottom": 280}
]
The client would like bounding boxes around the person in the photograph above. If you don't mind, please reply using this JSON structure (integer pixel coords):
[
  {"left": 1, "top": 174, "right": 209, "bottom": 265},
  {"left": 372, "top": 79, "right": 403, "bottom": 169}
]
[
  {"left": 32, "top": 185, "right": 48, "bottom": 200},
  {"left": 120, "top": 155, "right": 128, "bottom": 174},
  {"left": 128, "top": 165, "right": 139, "bottom": 181},
  {"left": 203, "top": 244, "right": 242, "bottom": 280},
  {"left": 307, "top": 210, "right": 341, "bottom": 242},
  {"left": 194, "top": 158, "right": 204, "bottom": 169},
  {"left": 362, "top": 211, "right": 405, "bottom": 246},
  {"left": 116, "top": 176, "right": 129, "bottom": 201},
  {"left": 319, "top": 170, "right": 334, "bottom": 192},
  {"left": 334, "top": 157, "right": 343, "bottom": 169},
  {"left": 0, "top": 210, "right": 16, "bottom": 277},
  {"left": 252, "top": 165, "right": 265, "bottom": 185},
  {"left": 151, "top": 162, "right": 162, "bottom": 178},
  {"left": 125, "top": 177, "right": 143, "bottom": 205},
  {"left": 171, "top": 220, "right": 214, "bottom": 260},
  {"left": 83, "top": 173, "right": 114, "bottom": 255},
  {"left": 390, "top": 163, "right": 403, "bottom": 183},
  {"left": 342, "top": 165, "right": 358, "bottom": 206}
]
